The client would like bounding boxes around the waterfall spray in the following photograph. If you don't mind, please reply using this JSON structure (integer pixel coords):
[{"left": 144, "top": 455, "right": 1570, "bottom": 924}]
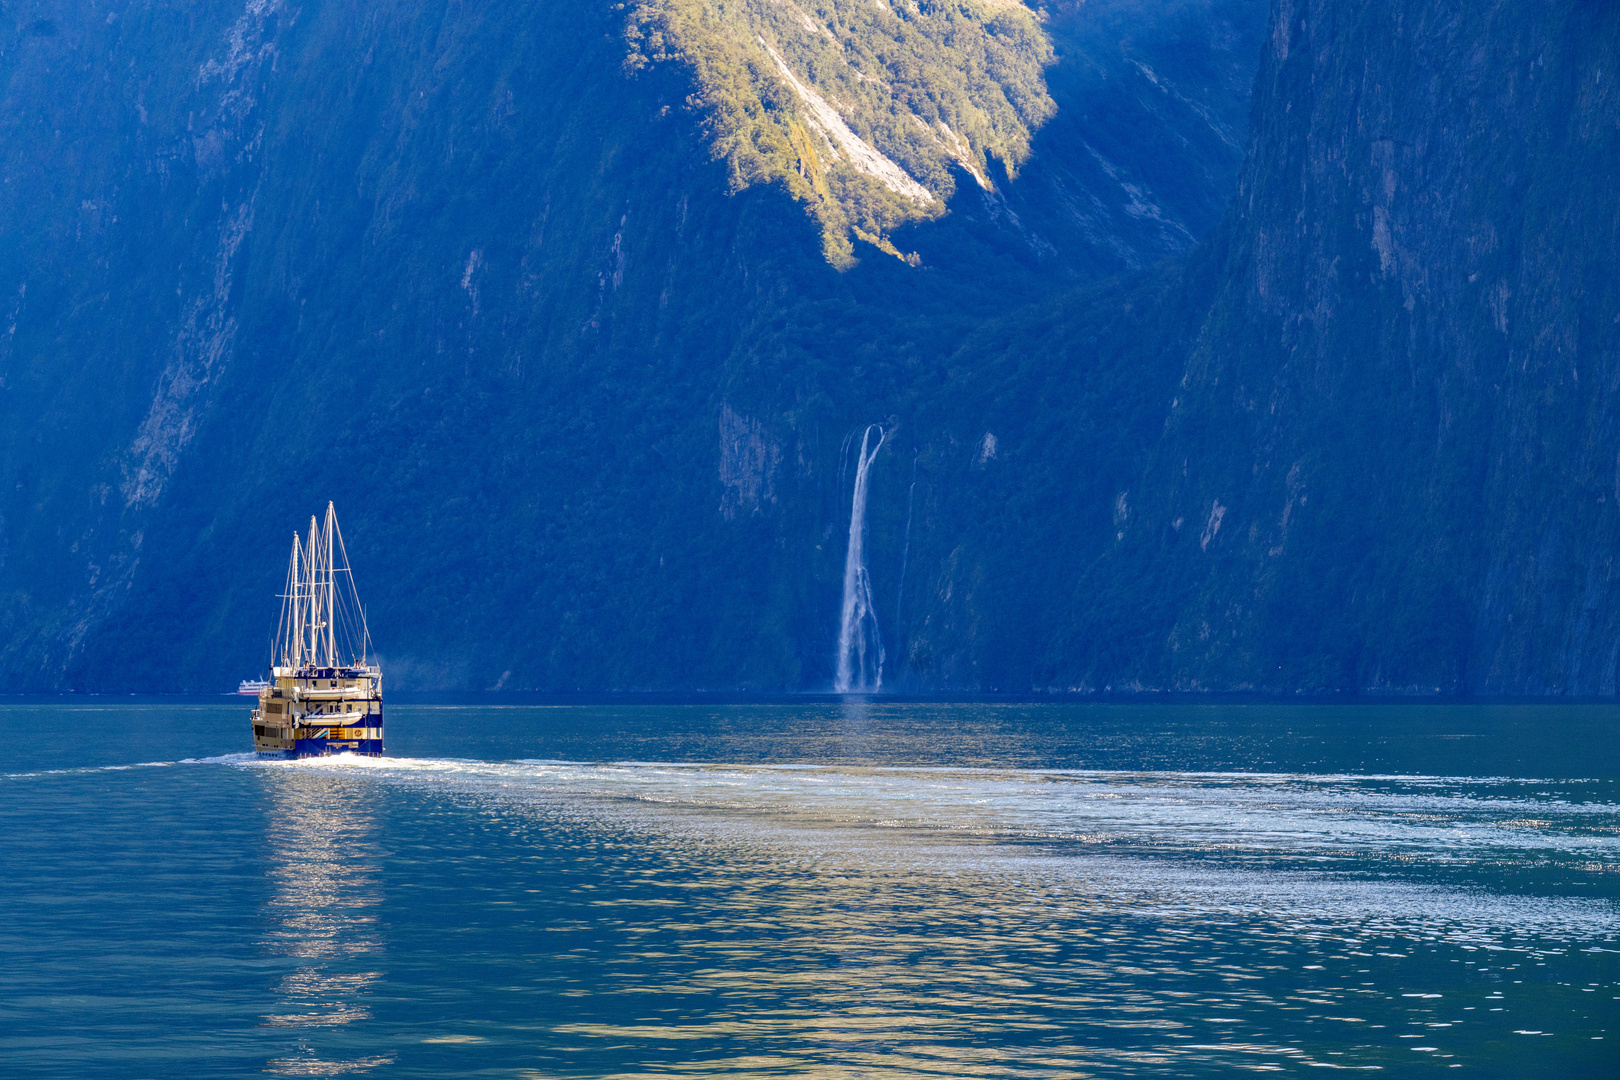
[{"left": 835, "top": 425, "right": 886, "bottom": 693}]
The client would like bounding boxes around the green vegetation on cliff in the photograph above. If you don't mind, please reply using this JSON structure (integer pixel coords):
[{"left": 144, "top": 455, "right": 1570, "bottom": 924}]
[
  {"left": 624, "top": 0, "right": 1054, "bottom": 265},
  {"left": 0, "top": 0, "right": 1268, "bottom": 693}
]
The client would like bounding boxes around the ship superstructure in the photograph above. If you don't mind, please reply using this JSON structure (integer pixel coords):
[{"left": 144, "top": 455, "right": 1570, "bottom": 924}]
[{"left": 251, "top": 502, "right": 383, "bottom": 757}]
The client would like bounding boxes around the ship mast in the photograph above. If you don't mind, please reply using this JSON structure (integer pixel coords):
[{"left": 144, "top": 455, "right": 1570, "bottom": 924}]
[
  {"left": 306, "top": 515, "right": 321, "bottom": 666},
  {"left": 273, "top": 503, "right": 371, "bottom": 673},
  {"left": 325, "top": 502, "right": 337, "bottom": 667},
  {"left": 276, "top": 532, "right": 305, "bottom": 669}
]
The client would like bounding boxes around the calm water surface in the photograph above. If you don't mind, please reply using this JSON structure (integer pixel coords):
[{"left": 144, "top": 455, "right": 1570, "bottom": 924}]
[{"left": 1, "top": 699, "right": 1617, "bottom": 1077}]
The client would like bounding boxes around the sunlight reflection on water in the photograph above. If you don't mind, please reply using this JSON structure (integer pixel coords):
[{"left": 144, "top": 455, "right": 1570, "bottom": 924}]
[
  {"left": 258, "top": 770, "right": 393, "bottom": 1074},
  {"left": 236, "top": 740, "right": 1620, "bottom": 1076},
  {"left": 3, "top": 701, "right": 1618, "bottom": 1077}
]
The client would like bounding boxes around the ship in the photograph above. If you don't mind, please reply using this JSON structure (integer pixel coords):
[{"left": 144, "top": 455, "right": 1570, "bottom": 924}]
[
  {"left": 237, "top": 678, "right": 270, "bottom": 695},
  {"left": 251, "top": 502, "right": 383, "bottom": 757}
]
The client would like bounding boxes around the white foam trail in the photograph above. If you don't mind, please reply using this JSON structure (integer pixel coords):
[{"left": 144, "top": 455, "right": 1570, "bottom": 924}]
[
  {"left": 835, "top": 425, "right": 886, "bottom": 692},
  {"left": 4, "top": 758, "right": 182, "bottom": 779},
  {"left": 180, "top": 752, "right": 260, "bottom": 765},
  {"left": 204, "top": 755, "right": 1620, "bottom": 943}
]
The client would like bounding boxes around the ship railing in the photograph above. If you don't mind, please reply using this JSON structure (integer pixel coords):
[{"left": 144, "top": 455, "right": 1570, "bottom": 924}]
[{"left": 292, "top": 687, "right": 379, "bottom": 701}]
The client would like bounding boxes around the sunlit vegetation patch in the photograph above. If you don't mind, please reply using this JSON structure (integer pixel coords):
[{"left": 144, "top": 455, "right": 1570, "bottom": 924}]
[{"left": 624, "top": 0, "right": 1055, "bottom": 267}]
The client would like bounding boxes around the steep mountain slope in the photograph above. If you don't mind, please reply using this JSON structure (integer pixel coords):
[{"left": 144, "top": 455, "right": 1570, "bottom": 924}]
[
  {"left": 16, "top": 0, "right": 1613, "bottom": 697},
  {"left": 0, "top": 0, "right": 1264, "bottom": 690},
  {"left": 1068, "top": 0, "right": 1620, "bottom": 693},
  {"left": 625, "top": 0, "right": 1055, "bottom": 265}
]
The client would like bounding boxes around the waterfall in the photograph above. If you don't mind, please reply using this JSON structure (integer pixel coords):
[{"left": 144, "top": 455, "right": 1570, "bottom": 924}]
[{"left": 835, "top": 425, "right": 886, "bottom": 693}]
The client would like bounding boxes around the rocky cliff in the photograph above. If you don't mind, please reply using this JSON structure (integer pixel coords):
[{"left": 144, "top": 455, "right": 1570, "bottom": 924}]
[
  {"left": 1066, "top": 0, "right": 1620, "bottom": 694},
  {"left": 17, "top": 0, "right": 1615, "bottom": 696},
  {"left": 0, "top": 0, "right": 1263, "bottom": 690}
]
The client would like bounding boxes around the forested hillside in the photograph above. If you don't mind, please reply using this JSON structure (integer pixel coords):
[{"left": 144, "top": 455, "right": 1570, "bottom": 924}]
[
  {"left": 625, "top": 0, "right": 1055, "bottom": 264},
  {"left": 1069, "top": 0, "right": 1620, "bottom": 694},
  {"left": 0, "top": 0, "right": 1262, "bottom": 690},
  {"left": 6, "top": 0, "right": 1612, "bottom": 695}
]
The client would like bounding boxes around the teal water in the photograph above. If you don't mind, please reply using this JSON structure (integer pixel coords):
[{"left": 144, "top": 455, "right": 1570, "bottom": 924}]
[{"left": 1, "top": 700, "right": 1617, "bottom": 1077}]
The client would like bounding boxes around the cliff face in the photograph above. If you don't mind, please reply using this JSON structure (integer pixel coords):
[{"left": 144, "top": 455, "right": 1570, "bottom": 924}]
[
  {"left": 0, "top": 0, "right": 1264, "bottom": 690},
  {"left": 624, "top": 0, "right": 1056, "bottom": 265},
  {"left": 1074, "top": 0, "right": 1620, "bottom": 693},
  {"left": 18, "top": 0, "right": 1611, "bottom": 697}
]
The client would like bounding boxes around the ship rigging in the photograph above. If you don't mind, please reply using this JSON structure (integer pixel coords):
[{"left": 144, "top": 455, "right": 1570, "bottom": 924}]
[{"left": 250, "top": 502, "right": 383, "bottom": 757}]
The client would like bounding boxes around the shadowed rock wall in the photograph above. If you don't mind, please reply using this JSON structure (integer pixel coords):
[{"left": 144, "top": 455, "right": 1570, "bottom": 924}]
[{"left": 1069, "top": 0, "right": 1620, "bottom": 694}]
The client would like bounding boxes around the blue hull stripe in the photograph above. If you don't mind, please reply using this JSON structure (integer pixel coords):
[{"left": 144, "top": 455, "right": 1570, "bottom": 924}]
[{"left": 256, "top": 738, "right": 383, "bottom": 759}]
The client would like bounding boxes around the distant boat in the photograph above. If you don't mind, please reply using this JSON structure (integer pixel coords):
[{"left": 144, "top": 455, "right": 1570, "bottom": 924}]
[
  {"left": 250, "top": 502, "right": 383, "bottom": 758},
  {"left": 236, "top": 678, "right": 270, "bottom": 695}
]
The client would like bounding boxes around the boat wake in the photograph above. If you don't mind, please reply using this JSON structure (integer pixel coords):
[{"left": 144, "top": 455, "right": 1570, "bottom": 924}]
[{"left": 193, "top": 754, "right": 1620, "bottom": 947}]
